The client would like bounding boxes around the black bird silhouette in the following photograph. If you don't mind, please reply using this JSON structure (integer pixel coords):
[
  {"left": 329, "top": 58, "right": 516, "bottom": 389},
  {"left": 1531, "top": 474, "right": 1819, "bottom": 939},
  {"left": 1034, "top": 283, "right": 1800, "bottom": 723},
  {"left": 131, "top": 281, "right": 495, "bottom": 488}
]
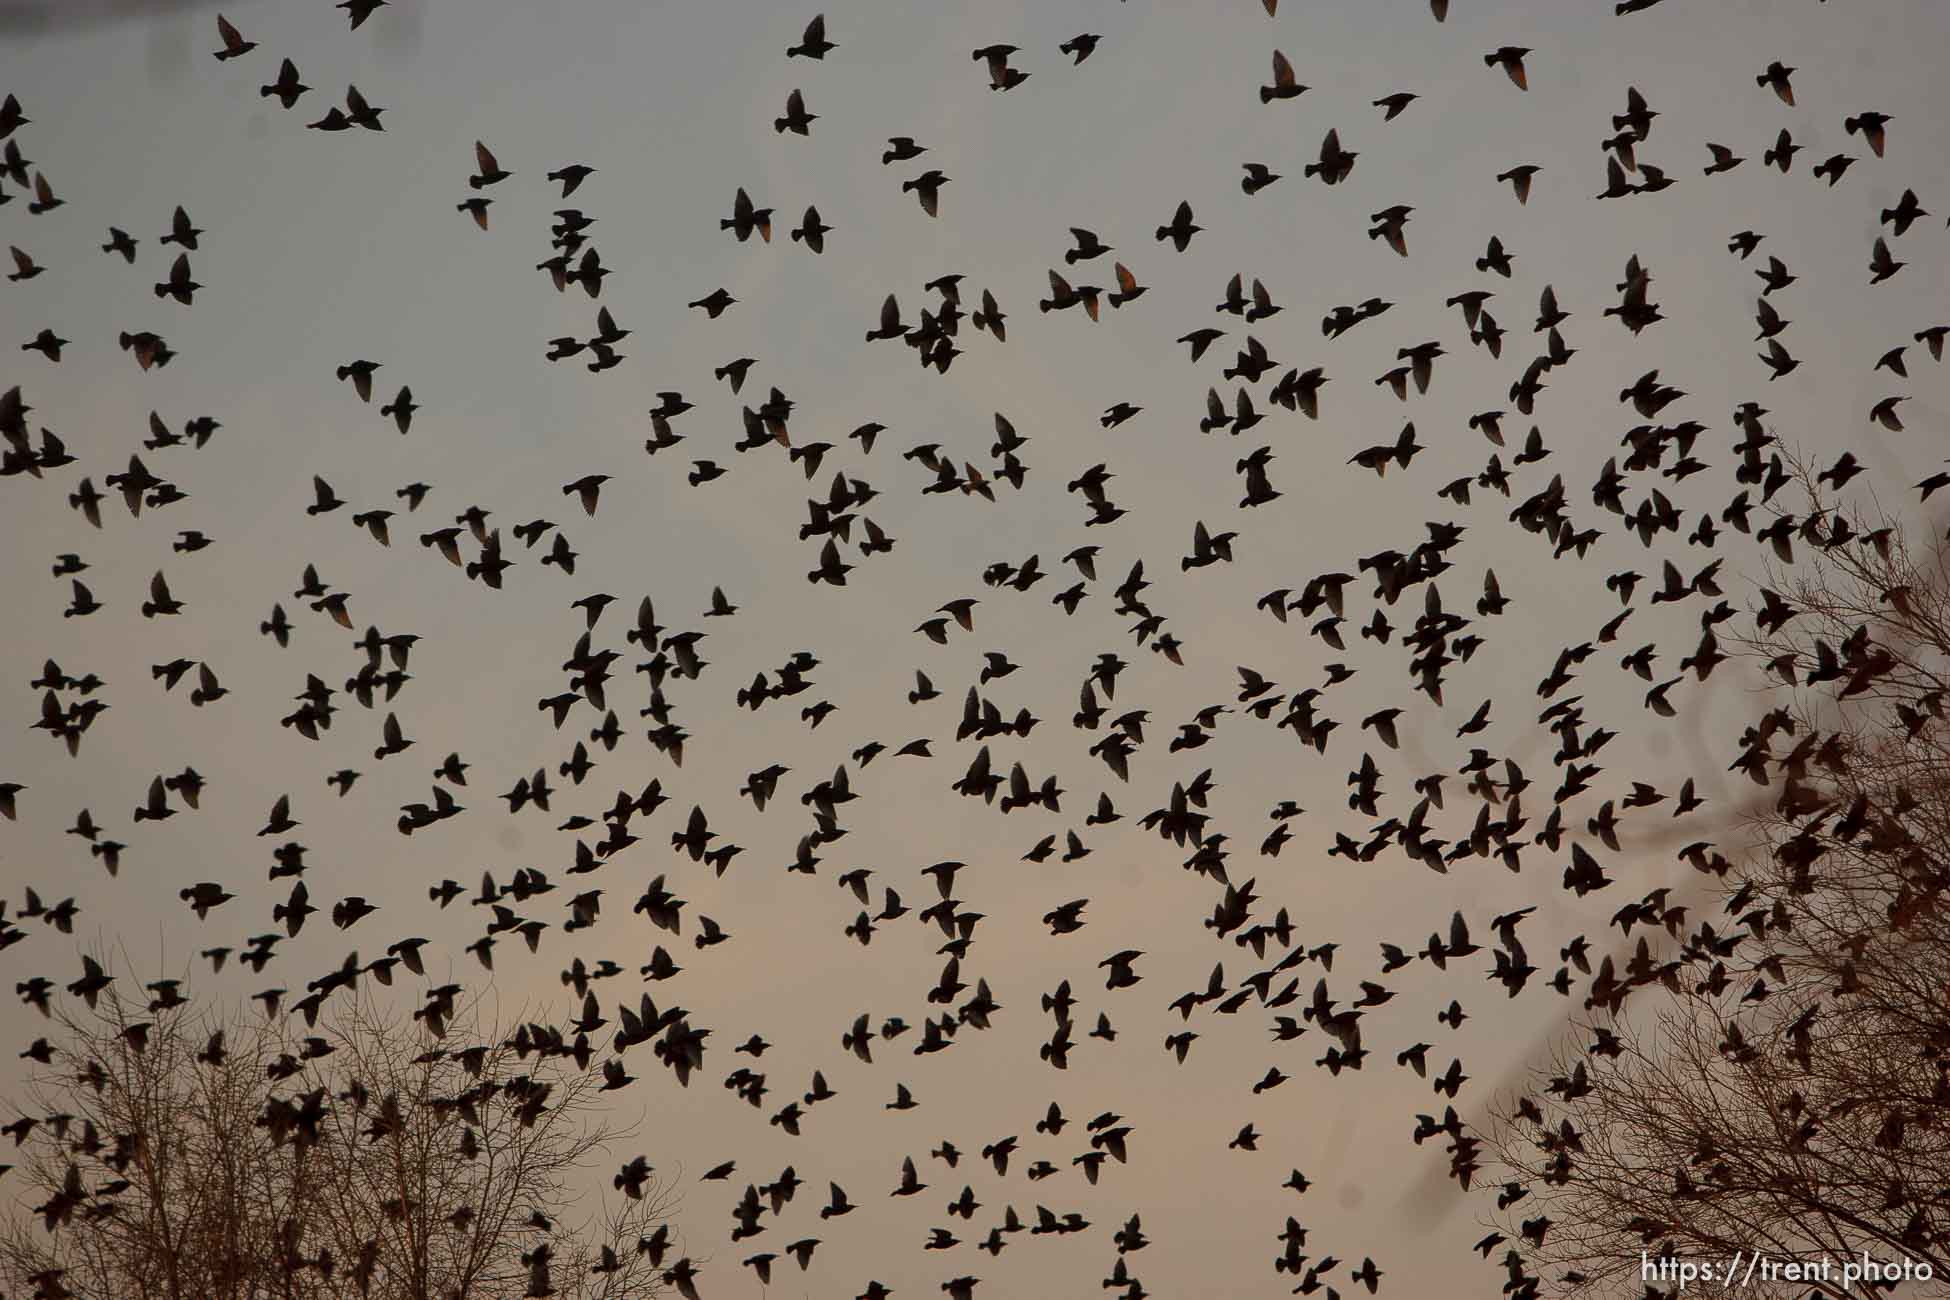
[
  {"left": 903, "top": 170, "right": 948, "bottom": 218},
  {"left": 1757, "top": 60, "right": 1796, "bottom": 105},
  {"left": 261, "top": 58, "right": 307, "bottom": 108},
  {"left": 1374, "top": 91, "right": 1417, "bottom": 120},
  {"left": 546, "top": 163, "right": 595, "bottom": 196},
  {"left": 775, "top": 89, "right": 816, "bottom": 135},
  {"left": 788, "top": 13, "right": 834, "bottom": 59},
  {"left": 1156, "top": 200, "right": 1200, "bottom": 251},
  {"left": 211, "top": 13, "right": 255, "bottom": 60},
  {"left": 457, "top": 158, "right": 506, "bottom": 215},
  {"left": 1485, "top": 46, "right": 1531, "bottom": 90},
  {"left": 723, "top": 187, "right": 773, "bottom": 243},
  {"left": 1261, "top": 51, "right": 1306, "bottom": 103}
]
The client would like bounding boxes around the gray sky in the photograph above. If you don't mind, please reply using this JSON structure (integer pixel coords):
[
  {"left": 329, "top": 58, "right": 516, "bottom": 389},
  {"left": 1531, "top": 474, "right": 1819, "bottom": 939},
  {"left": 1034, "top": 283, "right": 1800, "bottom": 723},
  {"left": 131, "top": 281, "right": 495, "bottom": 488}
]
[{"left": 4, "top": 0, "right": 1949, "bottom": 1295}]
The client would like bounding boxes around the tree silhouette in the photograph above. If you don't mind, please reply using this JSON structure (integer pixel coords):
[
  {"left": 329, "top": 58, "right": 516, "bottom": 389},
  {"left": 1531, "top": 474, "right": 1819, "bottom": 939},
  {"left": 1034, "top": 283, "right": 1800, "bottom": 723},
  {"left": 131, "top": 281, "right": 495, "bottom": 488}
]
[
  {"left": 0, "top": 973, "right": 676, "bottom": 1300},
  {"left": 1485, "top": 456, "right": 1950, "bottom": 1296}
]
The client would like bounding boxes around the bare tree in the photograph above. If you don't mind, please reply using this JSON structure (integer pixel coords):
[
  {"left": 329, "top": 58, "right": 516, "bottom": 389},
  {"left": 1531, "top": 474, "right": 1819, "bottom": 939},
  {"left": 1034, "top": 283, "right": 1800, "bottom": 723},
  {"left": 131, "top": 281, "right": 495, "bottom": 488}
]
[
  {"left": 1483, "top": 455, "right": 1950, "bottom": 1297},
  {"left": 0, "top": 973, "right": 677, "bottom": 1300}
]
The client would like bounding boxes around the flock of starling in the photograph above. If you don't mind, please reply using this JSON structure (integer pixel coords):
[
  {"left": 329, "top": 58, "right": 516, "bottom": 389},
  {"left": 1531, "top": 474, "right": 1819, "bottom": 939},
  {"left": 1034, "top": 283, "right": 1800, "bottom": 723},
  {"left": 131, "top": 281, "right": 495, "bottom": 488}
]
[{"left": 3, "top": 0, "right": 1948, "bottom": 1297}]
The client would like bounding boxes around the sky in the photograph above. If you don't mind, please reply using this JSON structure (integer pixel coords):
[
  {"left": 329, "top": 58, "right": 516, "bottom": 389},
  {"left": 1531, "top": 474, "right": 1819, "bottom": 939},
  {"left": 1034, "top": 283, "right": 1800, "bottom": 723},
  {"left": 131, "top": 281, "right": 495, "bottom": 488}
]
[{"left": 3, "top": 0, "right": 1950, "bottom": 1296}]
